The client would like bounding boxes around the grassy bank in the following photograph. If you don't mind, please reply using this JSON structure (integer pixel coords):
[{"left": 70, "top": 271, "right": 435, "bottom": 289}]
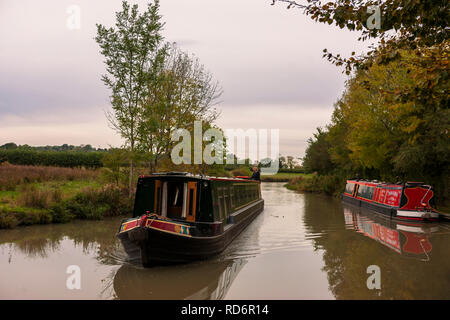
[
  {"left": 285, "top": 174, "right": 450, "bottom": 214},
  {"left": 261, "top": 172, "right": 312, "bottom": 182},
  {"left": 0, "top": 164, "right": 133, "bottom": 229},
  {"left": 227, "top": 167, "right": 307, "bottom": 182},
  {"left": 284, "top": 174, "right": 345, "bottom": 197}
]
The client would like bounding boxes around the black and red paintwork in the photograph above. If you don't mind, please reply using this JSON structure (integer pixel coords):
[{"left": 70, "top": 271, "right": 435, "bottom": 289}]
[
  {"left": 117, "top": 172, "right": 264, "bottom": 267},
  {"left": 343, "top": 204, "right": 438, "bottom": 260},
  {"left": 342, "top": 179, "right": 440, "bottom": 222}
]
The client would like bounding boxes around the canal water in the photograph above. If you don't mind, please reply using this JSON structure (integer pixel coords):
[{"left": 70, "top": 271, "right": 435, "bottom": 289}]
[{"left": 1, "top": 183, "right": 449, "bottom": 299}]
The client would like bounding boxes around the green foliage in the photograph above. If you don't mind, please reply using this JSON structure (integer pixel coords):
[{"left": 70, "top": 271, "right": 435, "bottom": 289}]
[
  {"left": 300, "top": 49, "right": 449, "bottom": 203},
  {"left": 302, "top": 128, "right": 333, "bottom": 175},
  {"left": 96, "top": 1, "right": 223, "bottom": 193},
  {"left": 272, "top": 1, "right": 449, "bottom": 203},
  {"left": 67, "top": 185, "right": 133, "bottom": 220},
  {"left": 101, "top": 148, "right": 130, "bottom": 187},
  {"left": 17, "top": 185, "right": 63, "bottom": 209},
  {"left": 49, "top": 202, "right": 74, "bottom": 224},
  {"left": 278, "top": 168, "right": 305, "bottom": 174},
  {"left": 0, "top": 149, "right": 103, "bottom": 168},
  {"left": 273, "top": 1, "right": 449, "bottom": 74},
  {"left": 0, "top": 212, "right": 19, "bottom": 229},
  {"left": 286, "top": 174, "right": 345, "bottom": 197},
  {"left": 261, "top": 172, "right": 308, "bottom": 182},
  {"left": 13, "top": 210, "right": 52, "bottom": 226},
  {"left": 137, "top": 46, "right": 222, "bottom": 172},
  {"left": 0, "top": 143, "right": 106, "bottom": 152},
  {"left": 231, "top": 167, "right": 252, "bottom": 177},
  {"left": 96, "top": 0, "right": 167, "bottom": 194}
]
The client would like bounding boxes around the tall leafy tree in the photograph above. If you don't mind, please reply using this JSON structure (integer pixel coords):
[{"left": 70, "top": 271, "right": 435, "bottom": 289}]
[
  {"left": 95, "top": 0, "right": 166, "bottom": 196},
  {"left": 302, "top": 128, "right": 333, "bottom": 174},
  {"left": 137, "top": 45, "right": 222, "bottom": 173}
]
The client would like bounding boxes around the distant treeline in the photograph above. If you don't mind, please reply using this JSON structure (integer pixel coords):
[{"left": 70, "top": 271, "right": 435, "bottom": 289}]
[
  {"left": 223, "top": 164, "right": 304, "bottom": 173},
  {"left": 0, "top": 149, "right": 104, "bottom": 169},
  {"left": 0, "top": 143, "right": 303, "bottom": 173},
  {"left": 0, "top": 143, "right": 108, "bottom": 152}
]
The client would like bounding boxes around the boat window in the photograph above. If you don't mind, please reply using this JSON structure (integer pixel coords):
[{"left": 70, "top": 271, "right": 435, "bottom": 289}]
[
  {"left": 223, "top": 188, "right": 229, "bottom": 218},
  {"left": 182, "top": 183, "right": 187, "bottom": 218},
  {"left": 229, "top": 186, "right": 234, "bottom": 210},
  {"left": 217, "top": 187, "right": 227, "bottom": 221},
  {"left": 217, "top": 188, "right": 224, "bottom": 220},
  {"left": 357, "top": 185, "right": 375, "bottom": 200},
  {"left": 167, "top": 181, "right": 184, "bottom": 219},
  {"left": 345, "top": 183, "right": 355, "bottom": 195},
  {"left": 161, "top": 182, "right": 168, "bottom": 217}
]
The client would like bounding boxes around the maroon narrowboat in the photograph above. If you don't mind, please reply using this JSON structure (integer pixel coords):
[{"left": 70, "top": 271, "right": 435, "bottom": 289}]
[{"left": 342, "top": 179, "right": 440, "bottom": 222}]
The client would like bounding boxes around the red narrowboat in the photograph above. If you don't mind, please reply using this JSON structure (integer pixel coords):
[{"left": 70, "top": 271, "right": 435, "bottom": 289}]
[{"left": 342, "top": 179, "right": 440, "bottom": 222}]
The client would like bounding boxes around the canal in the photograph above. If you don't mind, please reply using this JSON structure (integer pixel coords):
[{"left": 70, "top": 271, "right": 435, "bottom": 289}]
[{"left": 1, "top": 183, "right": 449, "bottom": 299}]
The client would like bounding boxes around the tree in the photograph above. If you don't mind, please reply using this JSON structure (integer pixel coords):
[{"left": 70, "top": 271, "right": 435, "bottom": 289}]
[
  {"left": 271, "top": 0, "right": 449, "bottom": 73},
  {"left": 101, "top": 148, "right": 129, "bottom": 187},
  {"left": 0, "top": 143, "right": 17, "bottom": 150},
  {"left": 325, "top": 49, "right": 449, "bottom": 200},
  {"left": 95, "top": 0, "right": 166, "bottom": 196},
  {"left": 302, "top": 128, "right": 334, "bottom": 174},
  {"left": 137, "top": 45, "right": 222, "bottom": 173}
]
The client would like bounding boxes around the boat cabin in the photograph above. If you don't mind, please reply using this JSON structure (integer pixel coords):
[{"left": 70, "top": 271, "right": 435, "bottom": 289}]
[
  {"left": 342, "top": 179, "right": 439, "bottom": 221},
  {"left": 118, "top": 172, "right": 264, "bottom": 265},
  {"left": 132, "top": 172, "right": 262, "bottom": 225}
]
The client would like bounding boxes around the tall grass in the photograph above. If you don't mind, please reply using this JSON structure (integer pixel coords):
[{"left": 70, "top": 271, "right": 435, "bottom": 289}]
[
  {"left": 0, "top": 163, "right": 99, "bottom": 191},
  {"left": 0, "top": 184, "right": 133, "bottom": 229},
  {"left": 17, "top": 185, "right": 63, "bottom": 209}
]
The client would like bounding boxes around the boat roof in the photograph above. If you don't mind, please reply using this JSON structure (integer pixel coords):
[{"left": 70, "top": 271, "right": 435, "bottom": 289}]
[
  {"left": 346, "top": 179, "right": 431, "bottom": 188},
  {"left": 138, "top": 172, "right": 256, "bottom": 183}
]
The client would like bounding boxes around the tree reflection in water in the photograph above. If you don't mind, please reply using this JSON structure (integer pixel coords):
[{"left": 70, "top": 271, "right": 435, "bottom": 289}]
[{"left": 0, "top": 217, "right": 125, "bottom": 265}]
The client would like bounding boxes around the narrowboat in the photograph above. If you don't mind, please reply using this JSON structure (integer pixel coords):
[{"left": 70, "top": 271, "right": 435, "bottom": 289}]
[
  {"left": 116, "top": 172, "right": 264, "bottom": 267},
  {"left": 343, "top": 205, "right": 438, "bottom": 260},
  {"left": 341, "top": 179, "right": 440, "bottom": 222}
]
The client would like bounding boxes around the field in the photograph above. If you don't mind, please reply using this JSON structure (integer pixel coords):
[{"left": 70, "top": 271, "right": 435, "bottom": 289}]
[
  {"left": 0, "top": 164, "right": 132, "bottom": 229},
  {"left": 260, "top": 172, "right": 311, "bottom": 182}
]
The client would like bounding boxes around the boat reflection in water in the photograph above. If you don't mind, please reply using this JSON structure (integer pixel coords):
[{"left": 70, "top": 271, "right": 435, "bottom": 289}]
[
  {"left": 343, "top": 204, "right": 439, "bottom": 261},
  {"left": 113, "top": 258, "right": 246, "bottom": 300}
]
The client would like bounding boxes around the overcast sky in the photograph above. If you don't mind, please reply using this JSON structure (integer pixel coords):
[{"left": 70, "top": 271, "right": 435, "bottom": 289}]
[{"left": 0, "top": 0, "right": 370, "bottom": 158}]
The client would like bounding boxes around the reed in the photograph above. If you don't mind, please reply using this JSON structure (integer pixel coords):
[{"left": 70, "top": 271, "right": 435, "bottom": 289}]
[{"left": 0, "top": 163, "right": 99, "bottom": 191}]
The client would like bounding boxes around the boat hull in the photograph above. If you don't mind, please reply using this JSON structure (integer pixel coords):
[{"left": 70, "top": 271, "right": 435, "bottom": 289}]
[
  {"left": 341, "top": 194, "right": 439, "bottom": 222},
  {"left": 117, "top": 199, "right": 264, "bottom": 266}
]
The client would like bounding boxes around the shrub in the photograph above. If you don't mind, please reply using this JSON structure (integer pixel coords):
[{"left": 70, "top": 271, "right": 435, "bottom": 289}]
[
  {"left": 18, "top": 185, "right": 50, "bottom": 209},
  {"left": 0, "top": 149, "right": 104, "bottom": 168},
  {"left": 231, "top": 167, "right": 251, "bottom": 177},
  {"left": 66, "top": 184, "right": 132, "bottom": 220},
  {"left": 49, "top": 202, "right": 74, "bottom": 223},
  {"left": 0, "top": 212, "right": 19, "bottom": 229},
  {"left": 15, "top": 211, "right": 40, "bottom": 225},
  {"left": 286, "top": 174, "right": 346, "bottom": 197}
]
